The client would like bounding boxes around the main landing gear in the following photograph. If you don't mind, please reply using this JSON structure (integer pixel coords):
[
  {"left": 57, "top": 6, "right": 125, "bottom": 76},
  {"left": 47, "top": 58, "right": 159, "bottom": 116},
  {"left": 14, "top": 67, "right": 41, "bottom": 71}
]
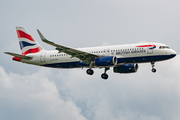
[
  {"left": 151, "top": 62, "right": 156, "bottom": 73},
  {"left": 86, "top": 69, "right": 94, "bottom": 75},
  {"left": 86, "top": 61, "right": 94, "bottom": 75},
  {"left": 86, "top": 67, "right": 110, "bottom": 80},
  {"left": 101, "top": 67, "right": 110, "bottom": 80}
]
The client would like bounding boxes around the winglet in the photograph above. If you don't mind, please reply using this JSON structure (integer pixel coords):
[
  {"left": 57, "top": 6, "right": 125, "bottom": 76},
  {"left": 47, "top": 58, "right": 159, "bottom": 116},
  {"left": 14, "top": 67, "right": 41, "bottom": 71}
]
[
  {"left": 37, "top": 29, "right": 47, "bottom": 42},
  {"left": 37, "top": 29, "right": 57, "bottom": 46}
]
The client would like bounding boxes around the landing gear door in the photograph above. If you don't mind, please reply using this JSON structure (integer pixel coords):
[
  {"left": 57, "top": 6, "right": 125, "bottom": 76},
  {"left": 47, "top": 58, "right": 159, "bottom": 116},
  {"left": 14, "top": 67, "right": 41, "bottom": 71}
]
[
  {"left": 147, "top": 44, "right": 153, "bottom": 54},
  {"left": 40, "top": 52, "right": 46, "bottom": 63}
]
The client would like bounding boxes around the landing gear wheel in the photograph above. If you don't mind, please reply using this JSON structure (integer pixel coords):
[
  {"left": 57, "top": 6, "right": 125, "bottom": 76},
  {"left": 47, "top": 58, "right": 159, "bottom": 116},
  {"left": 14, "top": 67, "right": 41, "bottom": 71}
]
[
  {"left": 152, "top": 68, "right": 156, "bottom": 73},
  {"left": 151, "top": 62, "right": 156, "bottom": 73},
  {"left": 86, "top": 69, "right": 94, "bottom": 75},
  {"left": 101, "top": 73, "right": 108, "bottom": 80}
]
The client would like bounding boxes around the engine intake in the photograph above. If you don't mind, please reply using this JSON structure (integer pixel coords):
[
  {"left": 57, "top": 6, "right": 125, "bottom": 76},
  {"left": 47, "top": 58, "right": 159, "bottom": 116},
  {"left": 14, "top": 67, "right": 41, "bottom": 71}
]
[
  {"left": 113, "top": 64, "right": 138, "bottom": 73},
  {"left": 95, "top": 56, "right": 117, "bottom": 66}
]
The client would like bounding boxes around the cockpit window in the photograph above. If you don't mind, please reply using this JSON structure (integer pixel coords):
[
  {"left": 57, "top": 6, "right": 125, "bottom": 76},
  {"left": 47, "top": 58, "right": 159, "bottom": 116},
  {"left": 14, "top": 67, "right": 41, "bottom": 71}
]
[{"left": 159, "top": 46, "right": 170, "bottom": 49}]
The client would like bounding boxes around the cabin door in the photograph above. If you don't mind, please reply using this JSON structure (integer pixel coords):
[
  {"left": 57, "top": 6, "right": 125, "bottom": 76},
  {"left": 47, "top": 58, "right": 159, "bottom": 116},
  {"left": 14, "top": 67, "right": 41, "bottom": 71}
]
[
  {"left": 147, "top": 45, "right": 153, "bottom": 54},
  {"left": 40, "top": 52, "right": 46, "bottom": 63}
]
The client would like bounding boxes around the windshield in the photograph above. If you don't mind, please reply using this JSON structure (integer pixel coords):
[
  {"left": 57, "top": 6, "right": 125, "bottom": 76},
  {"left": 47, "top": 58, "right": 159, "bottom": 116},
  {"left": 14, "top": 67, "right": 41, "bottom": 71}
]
[{"left": 159, "top": 46, "right": 170, "bottom": 49}]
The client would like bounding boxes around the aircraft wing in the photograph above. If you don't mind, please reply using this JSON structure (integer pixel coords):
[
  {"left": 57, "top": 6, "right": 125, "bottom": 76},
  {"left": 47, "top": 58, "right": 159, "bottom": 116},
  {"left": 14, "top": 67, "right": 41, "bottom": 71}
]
[
  {"left": 37, "top": 30, "right": 99, "bottom": 64},
  {"left": 4, "top": 52, "right": 32, "bottom": 59}
]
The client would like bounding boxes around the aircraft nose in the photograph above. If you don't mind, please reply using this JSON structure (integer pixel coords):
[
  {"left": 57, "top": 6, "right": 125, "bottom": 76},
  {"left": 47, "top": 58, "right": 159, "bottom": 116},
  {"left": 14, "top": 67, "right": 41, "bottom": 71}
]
[{"left": 170, "top": 49, "right": 177, "bottom": 58}]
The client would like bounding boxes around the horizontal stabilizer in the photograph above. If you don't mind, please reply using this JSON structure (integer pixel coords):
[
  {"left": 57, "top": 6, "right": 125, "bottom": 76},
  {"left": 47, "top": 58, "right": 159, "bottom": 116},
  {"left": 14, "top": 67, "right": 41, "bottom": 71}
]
[{"left": 4, "top": 52, "right": 32, "bottom": 60}]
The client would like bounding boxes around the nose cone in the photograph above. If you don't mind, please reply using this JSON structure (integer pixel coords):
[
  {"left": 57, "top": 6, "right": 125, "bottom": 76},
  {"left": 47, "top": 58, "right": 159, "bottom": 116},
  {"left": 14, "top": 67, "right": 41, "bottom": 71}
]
[{"left": 170, "top": 49, "right": 177, "bottom": 58}]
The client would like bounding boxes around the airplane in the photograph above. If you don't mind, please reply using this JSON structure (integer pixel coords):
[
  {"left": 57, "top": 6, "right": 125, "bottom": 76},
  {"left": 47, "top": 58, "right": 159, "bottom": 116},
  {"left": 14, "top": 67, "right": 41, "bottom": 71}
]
[{"left": 5, "top": 26, "right": 177, "bottom": 79}]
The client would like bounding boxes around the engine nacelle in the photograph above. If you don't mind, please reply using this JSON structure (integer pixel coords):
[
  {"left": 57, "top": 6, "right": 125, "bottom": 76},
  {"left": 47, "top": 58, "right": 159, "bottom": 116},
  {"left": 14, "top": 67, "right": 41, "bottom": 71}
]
[
  {"left": 95, "top": 56, "right": 117, "bottom": 66},
  {"left": 113, "top": 64, "right": 138, "bottom": 73}
]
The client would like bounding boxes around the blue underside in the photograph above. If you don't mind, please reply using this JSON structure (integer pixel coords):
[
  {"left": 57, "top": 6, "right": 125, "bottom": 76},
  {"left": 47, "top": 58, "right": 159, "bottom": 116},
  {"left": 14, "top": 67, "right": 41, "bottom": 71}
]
[{"left": 42, "top": 54, "right": 176, "bottom": 68}]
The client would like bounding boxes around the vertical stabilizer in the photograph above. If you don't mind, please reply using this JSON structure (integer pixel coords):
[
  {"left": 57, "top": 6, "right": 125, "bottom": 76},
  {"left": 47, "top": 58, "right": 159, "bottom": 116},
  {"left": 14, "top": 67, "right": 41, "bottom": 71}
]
[{"left": 16, "top": 26, "right": 43, "bottom": 56}]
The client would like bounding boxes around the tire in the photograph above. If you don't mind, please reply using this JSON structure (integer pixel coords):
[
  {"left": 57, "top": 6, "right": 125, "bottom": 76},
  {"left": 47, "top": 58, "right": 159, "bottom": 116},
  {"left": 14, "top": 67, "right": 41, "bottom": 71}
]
[
  {"left": 101, "top": 73, "right": 108, "bottom": 80},
  {"left": 86, "top": 69, "right": 94, "bottom": 75},
  {"left": 152, "top": 68, "right": 156, "bottom": 73}
]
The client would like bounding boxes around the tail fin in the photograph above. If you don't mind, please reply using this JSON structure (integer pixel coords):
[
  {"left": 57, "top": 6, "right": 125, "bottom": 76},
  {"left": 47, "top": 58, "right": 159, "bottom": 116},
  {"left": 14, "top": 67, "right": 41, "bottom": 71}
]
[{"left": 16, "top": 26, "right": 43, "bottom": 56}]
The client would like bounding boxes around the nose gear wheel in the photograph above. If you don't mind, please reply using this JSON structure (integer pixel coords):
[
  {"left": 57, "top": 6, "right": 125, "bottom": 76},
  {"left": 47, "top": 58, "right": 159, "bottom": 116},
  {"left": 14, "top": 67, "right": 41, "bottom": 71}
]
[{"left": 151, "top": 62, "right": 156, "bottom": 73}]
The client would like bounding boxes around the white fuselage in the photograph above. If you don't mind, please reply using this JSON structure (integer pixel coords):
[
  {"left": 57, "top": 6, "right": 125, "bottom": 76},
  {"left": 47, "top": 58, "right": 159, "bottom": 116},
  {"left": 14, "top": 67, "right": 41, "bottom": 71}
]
[{"left": 21, "top": 42, "right": 176, "bottom": 68}]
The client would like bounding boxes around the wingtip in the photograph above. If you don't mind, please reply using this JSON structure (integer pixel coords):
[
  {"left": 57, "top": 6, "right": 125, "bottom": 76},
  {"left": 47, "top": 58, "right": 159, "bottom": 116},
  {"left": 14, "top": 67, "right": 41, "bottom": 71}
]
[
  {"left": 37, "top": 29, "right": 46, "bottom": 41},
  {"left": 37, "top": 29, "right": 41, "bottom": 35}
]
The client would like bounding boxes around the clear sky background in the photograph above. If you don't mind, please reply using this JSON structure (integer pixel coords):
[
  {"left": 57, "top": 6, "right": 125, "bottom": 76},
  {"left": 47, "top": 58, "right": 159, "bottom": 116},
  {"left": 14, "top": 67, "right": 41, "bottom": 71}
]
[{"left": 0, "top": 0, "right": 180, "bottom": 120}]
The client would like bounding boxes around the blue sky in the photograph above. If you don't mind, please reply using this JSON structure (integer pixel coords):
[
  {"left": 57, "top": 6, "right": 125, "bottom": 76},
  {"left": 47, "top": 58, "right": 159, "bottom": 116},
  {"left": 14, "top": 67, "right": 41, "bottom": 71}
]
[{"left": 0, "top": 0, "right": 180, "bottom": 120}]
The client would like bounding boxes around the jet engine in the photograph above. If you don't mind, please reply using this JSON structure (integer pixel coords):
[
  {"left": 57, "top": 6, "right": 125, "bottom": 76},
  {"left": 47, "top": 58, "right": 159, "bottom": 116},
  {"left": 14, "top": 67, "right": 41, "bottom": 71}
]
[
  {"left": 113, "top": 64, "right": 138, "bottom": 73},
  {"left": 95, "top": 56, "right": 117, "bottom": 66}
]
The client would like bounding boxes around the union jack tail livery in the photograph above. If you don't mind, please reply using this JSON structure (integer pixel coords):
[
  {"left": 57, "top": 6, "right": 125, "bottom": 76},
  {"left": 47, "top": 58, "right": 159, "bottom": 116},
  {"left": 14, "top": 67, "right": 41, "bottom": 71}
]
[{"left": 16, "top": 26, "right": 43, "bottom": 56}]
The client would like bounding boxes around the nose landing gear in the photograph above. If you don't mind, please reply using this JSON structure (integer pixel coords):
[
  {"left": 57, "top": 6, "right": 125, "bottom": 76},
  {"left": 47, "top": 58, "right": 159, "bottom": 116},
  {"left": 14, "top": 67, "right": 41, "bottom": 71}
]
[
  {"left": 151, "top": 62, "right": 156, "bottom": 73},
  {"left": 152, "top": 68, "right": 156, "bottom": 73}
]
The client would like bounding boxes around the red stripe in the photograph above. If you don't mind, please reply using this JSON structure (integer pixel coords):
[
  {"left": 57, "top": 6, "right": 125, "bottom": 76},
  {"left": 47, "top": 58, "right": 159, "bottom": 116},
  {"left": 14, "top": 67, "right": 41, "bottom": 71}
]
[
  {"left": 136, "top": 45, "right": 155, "bottom": 47},
  {"left": 17, "top": 30, "right": 35, "bottom": 41},
  {"left": 13, "top": 57, "right": 21, "bottom": 62},
  {"left": 22, "top": 47, "right": 42, "bottom": 55}
]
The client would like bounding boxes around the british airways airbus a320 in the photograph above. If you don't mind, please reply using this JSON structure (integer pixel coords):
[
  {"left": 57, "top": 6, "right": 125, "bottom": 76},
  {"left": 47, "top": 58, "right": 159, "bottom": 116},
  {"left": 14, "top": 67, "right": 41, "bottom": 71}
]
[{"left": 5, "top": 26, "right": 176, "bottom": 79}]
